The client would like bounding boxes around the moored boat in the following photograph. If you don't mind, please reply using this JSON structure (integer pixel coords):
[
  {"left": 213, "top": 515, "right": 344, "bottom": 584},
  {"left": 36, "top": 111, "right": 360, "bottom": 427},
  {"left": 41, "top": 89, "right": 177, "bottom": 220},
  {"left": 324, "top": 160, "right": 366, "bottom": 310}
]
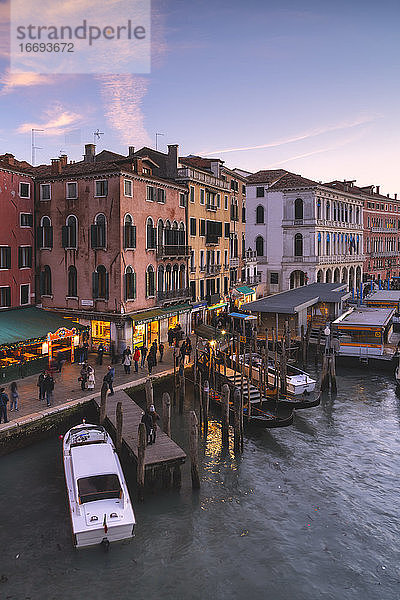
[
  {"left": 62, "top": 422, "right": 135, "bottom": 548},
  {"left": 209, "top": 389, "right": 294, "bottom": 428}
]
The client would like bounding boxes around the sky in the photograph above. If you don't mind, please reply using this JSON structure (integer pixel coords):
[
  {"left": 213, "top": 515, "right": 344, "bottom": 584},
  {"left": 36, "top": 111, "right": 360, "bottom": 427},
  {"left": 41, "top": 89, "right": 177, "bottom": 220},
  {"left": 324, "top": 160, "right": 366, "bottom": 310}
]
[{"left": 0, "top": 0, "right": 400, "bottom": 194}]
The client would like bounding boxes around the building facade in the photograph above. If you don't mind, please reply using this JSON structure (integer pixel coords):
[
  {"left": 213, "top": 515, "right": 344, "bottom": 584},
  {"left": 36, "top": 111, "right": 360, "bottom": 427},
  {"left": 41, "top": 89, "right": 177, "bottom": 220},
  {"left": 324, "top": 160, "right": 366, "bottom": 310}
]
[
  {"left": 246, "top": 170, "right": 364, "bottom": 295},
  {"left": 0, "top": 154, "right": 35, "bottom": 309},
  {"left": 34, "top": 144, "right": 190, "bottom": 354}
]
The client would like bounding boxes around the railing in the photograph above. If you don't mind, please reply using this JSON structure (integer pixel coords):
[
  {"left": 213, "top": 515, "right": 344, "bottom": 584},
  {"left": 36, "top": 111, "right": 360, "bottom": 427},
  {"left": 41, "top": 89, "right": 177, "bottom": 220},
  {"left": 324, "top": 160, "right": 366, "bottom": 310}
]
[
  {"left": 157, "top": 288, "right": 191, "bottom": 302},
  {"left": 244, "top": 274, "right": 261, "bottom": 285},
  {"left": 206, "top": 202, "right": 217, "bottom": 211},
  {"left": 205, "top": 264, "right": 221, "bottom": 275},
  {"left": 282, "top": 254, "right": 364, "bottom": 264},
  {"left": 190, "top": 265, "right": 196, "bottom": 272},
  {"left": 206, "top": 234, "right": 219, "bottom": 245},
  {"left": 177, "top": 167, "right": 230, "bottom": 190},
  {"left": 157, "top": 245, "right": 191, "bottom": 258},
  {"left": 370, "top": 227, "right": 398, "bottom": 233},
  {"left": 370, "top": 251, "right": 398, "bottom": 258},
  {"left": 229, "top": 257, "right": 239, "bottom": 267}
]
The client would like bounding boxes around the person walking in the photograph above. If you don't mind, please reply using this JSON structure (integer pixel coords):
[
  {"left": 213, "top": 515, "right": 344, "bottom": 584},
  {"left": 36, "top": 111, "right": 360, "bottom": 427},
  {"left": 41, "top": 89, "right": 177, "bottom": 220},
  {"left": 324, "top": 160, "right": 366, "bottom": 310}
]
[
  {"left": 185, "top": 337, "right": 192, "bottom": 364},
  {"left": 159, "top": 342, "right": 164, "bottom": 363},
  {"left": 43, "top": 373, "right": 54, "bottom": 407},
  {"left": 151, "top": 341, "right": 158, "bottom": 366},
  {"left": 140, "top": 345, "right": 148, "bottom": 368},
  {"left": 168, "top": 327, "right": 174, "bottom": 347},
  {"left": 180, "top": 340, "right": 187, "bottom": 364},
  {"left": 0, "top": 388, "right": 9, "bottom": 423},
  {"left": 80, "top": 363, "right": 88, "bottom": 391},
  {"left": 132, "top": 347, "right": 140, "bottom": 373},
  {"left": 87, "top": 365, "right": 95, "bottom": 390},
  {"left": 9, "top": 382, "right": 19, "bottom": 412},
  {"left": 97, "top": 343, "right": 105, "bottom": 366},
  {"left": 149, "top": 404, "right": 160, "bottom": 444},
  {"left": 103, "top": 366, "right": 115, "bottom": 395},
  {"left": 141, "top": 408, "right": 154, "bottom": 445},
  {"left": 83, "top": 341, "right": 89, "bottom": 362},
  {"left": 56, "top": 351, "right": 64, "bottom": 373},
  {"left": 147, "top": 347, "right": 155, "bottom": 374},
  {"left": 37, "top": 371, "right": 46, "bottom": 401},
  {"left": 122, "top": 346, "right": 132, "bottom": 361},
  {"left": 123, "top": 352, "right": 132, "bottom": 374}
]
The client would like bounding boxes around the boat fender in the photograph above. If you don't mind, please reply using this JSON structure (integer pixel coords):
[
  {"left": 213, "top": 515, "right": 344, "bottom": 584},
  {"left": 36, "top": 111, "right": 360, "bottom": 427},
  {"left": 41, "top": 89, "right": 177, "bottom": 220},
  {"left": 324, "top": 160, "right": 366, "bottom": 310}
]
[{"left": 100, "top": 538, "right": 110, "bottom": 552}]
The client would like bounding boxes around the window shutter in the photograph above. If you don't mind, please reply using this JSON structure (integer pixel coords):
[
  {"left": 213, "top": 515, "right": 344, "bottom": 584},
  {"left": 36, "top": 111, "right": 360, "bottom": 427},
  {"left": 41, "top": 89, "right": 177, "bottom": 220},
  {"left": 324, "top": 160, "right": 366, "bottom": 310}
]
[
  {"left": 18, "top": 247, "right": 22, "bottom": 268},
  {"left": 61, "top": 225, "right": 69, "bottom": 248},
  {"left": 123, "top": 224, "right": 129, "bottom": 248},
  {"left": 105, "top": 272, "right": 109, "bottom": 300},
  {"left": 133, "top": 271, "right": 137, "bottom": 299},
  {"left": 27, "top": 247, "right": 32, "bottom": 267},
  {"left": 124, "top": 274, "right": 128, "bottom": 302},
  {"left": 37, "top": 226, "right": 43, "bottom": 249},
  {"left": 48, "top": 226, "right": 53, "bottom": 248},
  {"left": 132, "top": 225, "right": 136, "bottom": 248},
  {"left": 39, "top": 271, "right": 45, "bottom": 295},
  {"left": 90, "top": 224, "right": 98, "bottom": 249},
  {"left": 6, "top": 247, "right": 11, "bottom": 269},
  {"left": 92, "top": 271, "right": 99, "bottom": 298}
]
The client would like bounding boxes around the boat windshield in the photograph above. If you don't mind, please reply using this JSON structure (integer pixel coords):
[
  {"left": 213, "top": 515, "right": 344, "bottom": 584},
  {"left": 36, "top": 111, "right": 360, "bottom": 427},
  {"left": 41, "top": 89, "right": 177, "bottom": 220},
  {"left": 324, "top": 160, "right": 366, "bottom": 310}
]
[{"left": 78, "top": 474, "right": 122, "bottom": 504}]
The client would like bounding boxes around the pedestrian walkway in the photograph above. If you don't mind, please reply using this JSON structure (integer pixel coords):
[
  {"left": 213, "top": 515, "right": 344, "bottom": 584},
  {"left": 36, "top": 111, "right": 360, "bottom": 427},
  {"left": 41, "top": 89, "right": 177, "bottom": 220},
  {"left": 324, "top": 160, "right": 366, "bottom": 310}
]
[{"left": 0, "top": 344, "right": 182, "bottom": 431}]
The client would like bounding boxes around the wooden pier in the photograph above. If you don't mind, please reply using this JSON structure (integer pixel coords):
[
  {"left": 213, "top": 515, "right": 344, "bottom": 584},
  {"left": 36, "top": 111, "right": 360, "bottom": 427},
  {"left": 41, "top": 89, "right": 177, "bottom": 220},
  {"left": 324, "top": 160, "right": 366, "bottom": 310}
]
[{"left": 94, "top": 389, "right": 186, "bottom": 489}]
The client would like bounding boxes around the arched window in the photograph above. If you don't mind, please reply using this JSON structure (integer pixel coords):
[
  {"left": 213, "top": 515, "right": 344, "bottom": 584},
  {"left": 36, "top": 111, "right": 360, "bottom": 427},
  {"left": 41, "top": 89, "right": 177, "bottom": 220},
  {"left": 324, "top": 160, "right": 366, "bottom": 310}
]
[
  {"left": 124, "top": 266, "right": 136, "bottom": 301},
  {"left": 255, "top": 236, "right": 264, "bottom": 257},
  {"left": 157, "top": 219, "right": 164, "bottom": 247},
  {"left": 326, "top": 201, "right": 330, "bottom": 221},
  {"left": 67, "top": 265, "right": 77, "bottom": 297},
  {"left": 124, "top": 214, "right": 136, "bottom": 249},
  {"left": 326, "top": 233, "right": 330, "bottom": 255},
  {"left": 295, "top": 198, "right": 303, "bottom": 220},
  {"left": 317, "top": 232, "right": 321, "bottom": 256},
  {"left": 41, "top": 265, "right": 52, "bottom": 295},
  {"left": 317, "top": 269, "right": 323, "bottom": 283},
  {"left": 63, "top": 215, "right": 77, "bottom": 249},
  {"left": 256, "top": 205, "right": 264, "bottom": 224},
  {"left": 172, "top": 264, "right": 179, "bottom": 290},
  {"left": 171, "top": 221, "right": 179, "bottom": 246},
  {"left": 157, "top": 265, "right": 164, "bottom": 293},
  {"left": 317, "top": 200, "right": 321, "bottom": 220},
  {"left": 179, "top": 222, "right": 186, "bottom": 246},
  {"left": 39, "top": 216, "right": 53, "bottom": 249},
  {"left": 179, "top": 264, "right": 186, "bottom": 289},
  {"left": 145, "top": 265, "right": 155, "bottom": 297},
  {"left": 294, "top": 233, "right": 303, "bottom": 256},
  {"left": 146, "top": 217, "right": 156, "bottom": 249},
  {"left": 91, "top": 213, "right": 106, "bottom": 249},
  {"left": 165, "top": 264, "right": 172, "bottom": 291},
  {"left": 93, "top": 265, "right": 109, "bottom": 299}
]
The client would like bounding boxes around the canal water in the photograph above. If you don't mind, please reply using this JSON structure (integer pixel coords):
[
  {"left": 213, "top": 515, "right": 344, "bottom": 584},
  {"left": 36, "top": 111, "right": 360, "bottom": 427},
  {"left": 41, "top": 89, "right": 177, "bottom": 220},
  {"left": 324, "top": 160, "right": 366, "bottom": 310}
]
[{"left": 1, "top": 365, "right": 400, "bottom": 600}]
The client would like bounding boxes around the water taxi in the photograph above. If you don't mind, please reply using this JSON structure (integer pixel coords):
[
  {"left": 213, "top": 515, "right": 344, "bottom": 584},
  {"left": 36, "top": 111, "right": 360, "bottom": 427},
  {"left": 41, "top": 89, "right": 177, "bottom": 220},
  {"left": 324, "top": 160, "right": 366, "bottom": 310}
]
[{"left": 62, "top": 422, "right": 136, "bottom": 548}]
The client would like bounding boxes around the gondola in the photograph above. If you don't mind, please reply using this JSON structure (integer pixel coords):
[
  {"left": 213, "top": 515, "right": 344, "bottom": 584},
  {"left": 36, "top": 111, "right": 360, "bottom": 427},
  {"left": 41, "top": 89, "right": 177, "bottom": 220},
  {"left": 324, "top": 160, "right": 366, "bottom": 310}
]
[
  {"left": 209, "top": 389, "right": 294, "bottom": 428},
  {"left": 261, "top": 393, "right": 321, "bottom": 411}
]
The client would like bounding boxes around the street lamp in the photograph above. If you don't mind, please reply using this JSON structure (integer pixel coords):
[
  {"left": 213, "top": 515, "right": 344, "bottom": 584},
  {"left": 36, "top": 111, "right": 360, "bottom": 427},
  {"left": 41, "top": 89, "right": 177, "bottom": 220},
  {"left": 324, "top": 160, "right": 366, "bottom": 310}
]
[{"left": 324, "top": 326, "right": 331, "bottom": 353}]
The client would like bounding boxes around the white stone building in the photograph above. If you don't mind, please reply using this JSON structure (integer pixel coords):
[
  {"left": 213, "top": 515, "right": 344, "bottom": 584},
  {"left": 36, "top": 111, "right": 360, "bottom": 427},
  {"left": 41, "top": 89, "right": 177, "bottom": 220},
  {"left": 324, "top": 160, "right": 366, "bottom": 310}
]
[{"left": 246, "top": 170, "right": 364, "bottom": 295}]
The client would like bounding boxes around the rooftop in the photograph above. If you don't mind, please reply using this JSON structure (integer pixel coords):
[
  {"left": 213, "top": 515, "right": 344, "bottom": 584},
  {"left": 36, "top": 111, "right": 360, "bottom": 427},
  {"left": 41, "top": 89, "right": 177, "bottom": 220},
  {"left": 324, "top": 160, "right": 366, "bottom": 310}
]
[
  {"left": 332, "top": 307, "right": 395, "bottom": 328},
  {"left": 71, "top": 442, "right": 118, "bottom": 480},
  {"left": 365, "top": 291, "right": 400, "bottom": 302}
]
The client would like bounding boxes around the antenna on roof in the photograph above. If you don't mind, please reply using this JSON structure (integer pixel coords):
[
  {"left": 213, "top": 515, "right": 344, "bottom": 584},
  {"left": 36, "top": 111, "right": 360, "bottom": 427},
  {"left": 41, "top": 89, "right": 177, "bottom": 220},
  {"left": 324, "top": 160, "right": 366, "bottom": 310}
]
[
  {"left": 155, "top": 132, "right": 164, "bottom": 151},
  {"left": 93, "top": 129, "right": 104, "bottom": 144},
  {"left": 31, "top": 128, "right": 44, "bottom": 166}
]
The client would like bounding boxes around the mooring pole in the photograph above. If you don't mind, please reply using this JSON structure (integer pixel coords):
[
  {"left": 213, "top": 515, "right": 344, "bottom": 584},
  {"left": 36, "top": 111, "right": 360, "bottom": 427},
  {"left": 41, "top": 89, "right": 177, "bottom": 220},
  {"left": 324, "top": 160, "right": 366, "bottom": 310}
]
[
  {"left": 145, "top": 378, "right": 153, "bottom": 409},
  {"left": 221, "top": 384, "right": 230, "bottom": 448},
  {"left": 203, "top": 379, "right": 210, "bottom": 436},
  {"left": 137, "top": 422, "right": 146, "bottom": 502},
  {"left": 179, "top": 361, "right": 185, "bottom": 415},
  {"left": 100, "top": 381, "right": 108, "bottom": 425},
  {"left": 233, "top": 387, "right": 241, "bottom": 452},
  {"left": 189, "top": 410, "right": 200, "bottom": 489},
  {"left": 162, "top": 392, "right": 171, "bottom": 437},
  {"left": 116, "top": 401, "right": 123, "bottom": 452}
]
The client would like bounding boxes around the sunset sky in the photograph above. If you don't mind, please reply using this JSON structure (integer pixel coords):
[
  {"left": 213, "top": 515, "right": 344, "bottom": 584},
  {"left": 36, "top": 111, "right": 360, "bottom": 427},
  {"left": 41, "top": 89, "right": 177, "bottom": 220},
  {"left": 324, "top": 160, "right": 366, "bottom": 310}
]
[{"left": 1, "top": 0, "right": 399, "bottom": 194}]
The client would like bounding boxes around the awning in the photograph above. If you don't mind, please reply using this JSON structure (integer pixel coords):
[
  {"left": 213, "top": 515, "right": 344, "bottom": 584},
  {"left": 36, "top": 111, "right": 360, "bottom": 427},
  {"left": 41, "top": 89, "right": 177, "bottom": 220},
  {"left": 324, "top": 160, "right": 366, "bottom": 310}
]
[
  {"left": 235, "top": 286, "right": 255, "bottom": 296},
  {"left": 207, "top": 302, "right": 228, "bottom": 311},
  {"left": 129, "top": 304, "right": 192, "bottom": 326},
  {"left": 0, "top": 306, "right": 87, "bottom": 346},
  {"left": 160, "top": 303, "right": 192, "bottom": 317},
  {"left": 229, "top": 312, "right": 257, "bottom": 320}
]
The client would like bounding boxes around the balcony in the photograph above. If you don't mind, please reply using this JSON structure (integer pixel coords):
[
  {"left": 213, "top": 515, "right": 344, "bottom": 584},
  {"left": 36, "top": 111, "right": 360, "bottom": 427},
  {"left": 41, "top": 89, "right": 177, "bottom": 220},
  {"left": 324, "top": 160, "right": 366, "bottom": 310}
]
[
  {"left": 205, "top": 234, "right": 219, "bottom": 245},
  {"left": 370, "top": 251, "right": 398, "bottom": 258},
  {"left": 243, "top": 273, "right": 261, "bottom": 285},
  {"left": 157, "top": 245, "right": 191, "bottom": 258},
  {"left": 370, "top": 227, "right": 398, "bottom": 233},
  {"left": 177, "top": 167, "right": 230, "bottom": 190},
  {"left": 190, "top": 265, "right": 196, "bottom": 273},
  {"left": 229, "top": 257, "right": 239, "bottom": 267},
  {"left": 157, "top": 288, "right": 191, "bottom": 303},
  {"left": 205, "top": 264, "right": 221, "bottom": 276},
  {"left": 206, "top": 202, "right": 217, "bottom": 212}
]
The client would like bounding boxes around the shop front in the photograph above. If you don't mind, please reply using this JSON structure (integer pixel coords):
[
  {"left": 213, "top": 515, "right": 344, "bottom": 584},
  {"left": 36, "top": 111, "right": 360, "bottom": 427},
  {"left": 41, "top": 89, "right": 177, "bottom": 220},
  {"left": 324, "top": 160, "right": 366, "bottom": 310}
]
[
  {"left": 207, "top": 301, "right": 228, "bottom": 326},
  {"left": 91, "top": 320, "right": 111, "bottom": 352},
  {"left": 231, "top": 286, "right": 256, "bottom": 309},
  {"left": 191, "top": 301, "right": 207, "bottom": 332},
  {"left": 130, "top": 304, "right": 192, "bottom": 349}
]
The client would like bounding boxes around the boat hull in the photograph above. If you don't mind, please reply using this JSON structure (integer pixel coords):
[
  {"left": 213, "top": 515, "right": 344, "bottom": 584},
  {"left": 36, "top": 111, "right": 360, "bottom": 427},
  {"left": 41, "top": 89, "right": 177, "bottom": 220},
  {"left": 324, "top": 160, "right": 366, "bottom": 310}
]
[
  {"left": 75, "top": 523, "right": 135, "bottom": 548},
  {"left": 262, "top": 395, "right": 321, "bottom": 411}
]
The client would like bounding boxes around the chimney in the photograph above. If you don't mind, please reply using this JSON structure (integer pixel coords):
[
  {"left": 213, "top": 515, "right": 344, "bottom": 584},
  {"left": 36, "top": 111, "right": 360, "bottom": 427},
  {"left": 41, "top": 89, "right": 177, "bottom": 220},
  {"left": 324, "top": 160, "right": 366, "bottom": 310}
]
[
  {"left": 128, "top": 146, "right": 135, "bottom": 157},
  {"left": 59, "top": 154, "right": 68, "bottom": 167},
  {"left": 210, "top": 160, "right": 220, "bottom": 179},
  {"left": 166, "top": 144, "right": 178, "bottom": 178},
  {"left": 51, "top": 158, "right": 62, "bottom": 174},
  {"left": 3, "top": 153, "right": 15, "bottom": 165},
  {"left": 387, "top": 194, "right": 390, "bottom": 198},
  {"left": 395, "top": 194, "right": 397, "bottom": 200},
  {"left": 135, "top": 157, "right": 143, "bottom": 175},
  {"left": 84, "top": 143, "right": 96, "bottom": 162},
  {"left": 376, "top": 185, "right": 380, "bottom": 195}
]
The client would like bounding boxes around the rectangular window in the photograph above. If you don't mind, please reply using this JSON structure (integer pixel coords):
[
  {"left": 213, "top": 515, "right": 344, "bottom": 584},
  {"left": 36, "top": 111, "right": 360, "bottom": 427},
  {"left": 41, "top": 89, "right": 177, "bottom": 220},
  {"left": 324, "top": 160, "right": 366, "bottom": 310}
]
[
  {"left": 190, "top": 217, "right": 197, "bottom": 236},
  {"left": 20, "top": 284, "right": 29, "bottom": 305},
  {"left": 95, "top": 180, "right": 108, "bottom": 197},
  {"left": 190, "top": 186, "right": 195, "bottom": 203},
  {"left": 146, "top": 186, "right": 155, "bottom": 201},
  {"left": 224, "top": 276, "right": 229, "bottom": 295},
  {"left": 124, "top": 179, "right": 132, "bottom": 197},
  {"left": 216, "top": 193, "right": 221, "bottom": 208},
  {"left": 20, "top": 213, "right": 33, "bottom": 227},
  {"left": 224, "top": 222, "right": 230, "bottom": 238},
  {"left": 200, "top": 219, "right": 206, "bottom": 236},
  {"left": 0, "top": 246, "right": 11, "bottom": 269},
  {"left": 157, "top": 188, "right": 166, "bottom": 203},
  {"left": 216, "top": 250, "right": 220, "bottom": 264},
  {"left": 20, "top": 182, "right": 30, "bottom": 198},
  {"left": 242, "top": 185, "right": 246, "bottom": 194},
  {"left": 199, "top": 279, "right": 205, "bottom": 300},
  {"left": 200, "top": 188, "right": 205, "bottom": 205},
  {"left": 224, "top": 195, "right": 228, "bottom": 210},
  {"left": 256, "top": 187, "right": 264, "bottom": 198},
  {"left": 270, "top": 272, "right": 279, "bottom": 284},
  {"left": 216, "top": 278, "right": 220, "bottom": 294},
  {"left": 224, "top": 249, "right": 228, "bottom": 266},
  {"left": 190, "top": 281, "right": 196, "bottom": 302},
  {"left": 179, "top": 193, "right": 186, "bottom": 207},
  {"left": 39, "top": 183, "right": 50, "bottom": 200},
  {"left": 0, "top": 287, "right": 11, "bottom": 308},
  {"left": 66, "top": 182, "right": 78, "bottom": 199},
  {"left": 242, "top": 206, "right": 246, "bottom": 223},
  {"left": 18, "top": 246, "right": 32, "bottom": 268},
  {"left": 200, "top": 250, "right": 205, "bottom": 269}
]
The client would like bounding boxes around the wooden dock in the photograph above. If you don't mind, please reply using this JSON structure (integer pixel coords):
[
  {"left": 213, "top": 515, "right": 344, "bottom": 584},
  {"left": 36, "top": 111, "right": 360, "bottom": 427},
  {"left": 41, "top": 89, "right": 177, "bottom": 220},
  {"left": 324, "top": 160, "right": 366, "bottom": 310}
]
[{"left": 93, "top": 390, "right": 186, "bottom": 488}]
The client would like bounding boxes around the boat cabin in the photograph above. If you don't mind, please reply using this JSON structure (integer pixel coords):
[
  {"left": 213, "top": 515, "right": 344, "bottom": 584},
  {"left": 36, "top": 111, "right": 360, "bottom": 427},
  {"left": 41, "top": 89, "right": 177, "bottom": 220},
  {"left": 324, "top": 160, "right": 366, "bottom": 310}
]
[
  {"left": 364, "top": 291, "right": 400, "bottom": 329},
  {"left": 331, "top": 307, "right": 396, "bottom": 358}
]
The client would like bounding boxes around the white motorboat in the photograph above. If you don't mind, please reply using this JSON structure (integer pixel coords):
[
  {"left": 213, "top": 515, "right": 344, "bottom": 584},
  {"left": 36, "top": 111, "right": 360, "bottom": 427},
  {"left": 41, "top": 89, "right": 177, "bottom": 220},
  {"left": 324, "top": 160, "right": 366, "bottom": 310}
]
[{"left": 63, "top": 422, "right": 136, "bottom": 548}]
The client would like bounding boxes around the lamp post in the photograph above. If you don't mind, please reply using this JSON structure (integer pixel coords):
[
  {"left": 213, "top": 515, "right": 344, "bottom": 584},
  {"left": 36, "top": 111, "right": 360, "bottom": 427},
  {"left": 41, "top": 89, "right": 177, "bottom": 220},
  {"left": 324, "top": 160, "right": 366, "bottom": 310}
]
[{"left": 324, "top": 325, "right": 331, "bottom": 354}]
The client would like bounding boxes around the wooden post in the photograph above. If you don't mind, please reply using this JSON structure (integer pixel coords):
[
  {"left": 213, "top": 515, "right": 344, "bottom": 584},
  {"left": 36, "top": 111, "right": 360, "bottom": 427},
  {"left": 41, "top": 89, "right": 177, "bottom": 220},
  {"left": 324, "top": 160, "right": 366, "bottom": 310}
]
[
  {"left": 179, "top": 361, "right": 185, "bottom": 415},
  {"left": 223, "top": 348, "right": 227, "bottom": 379},
  {"left": 265, "top": 327, "right": 269, "bottom": 391},
  {"left": 305, "top": 322, "right": 312, "bottom": 363},
  {"left": 280, "top": 330, "right": 287, "bottom": 396},
  {"left": 274, "top": 318, "right": 280, "bottom": 400},
  {"left": 189, "top": 410, "right": 200, "bottom": 489},
  {"left": 203, "top": 379, "right": 210, "bottom": 436},
  {"left": 137, "top": 422, "right": 146, "bottom": 501},
  {"left": 320, "top": 353, "right": 330, "bottom": 391},
  {"left": 246, "top": 376, "right": 251, "bottom": 422},
  {"left": 233, "top": 387, "right": 241, "bottom": 453},
  {"left": 162, "top": 392, "right": 171, "bottom": 437},
  {"left": 316, "top": 327, "right": 322, "bottom": 365},
  {"left": 99, "top": 381, "right": 108, "bottom": 425},
  {"left": 173, "top": 347, "right": 177, "bottom": 404},
  {"left": 145, "top": 378, "right": 153, "bottom": 409},
  {"left": 329, "top": 353, "right": 337, "bottom": 394},
  {"left": 116, "top": 401, "right": 123, "bottom": 452},
  {"left": 198, "top": 369, "right": 203, "bottom": 427},
  {"left": 301, "top": 324, "right": 306, "bottom": 365},
  {"left": 221, "top": 384, "right": 230, "bottom": 448},
  {"left": 235, "top": 332, "right": 240, "bottom": 386}
]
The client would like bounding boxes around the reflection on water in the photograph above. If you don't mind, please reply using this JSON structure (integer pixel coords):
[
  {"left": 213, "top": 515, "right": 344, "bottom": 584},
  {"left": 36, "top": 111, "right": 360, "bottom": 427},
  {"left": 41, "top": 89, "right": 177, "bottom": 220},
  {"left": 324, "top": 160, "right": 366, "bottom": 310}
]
[{"left": 1, "top": 365, "right": 400, "bottom": 600}]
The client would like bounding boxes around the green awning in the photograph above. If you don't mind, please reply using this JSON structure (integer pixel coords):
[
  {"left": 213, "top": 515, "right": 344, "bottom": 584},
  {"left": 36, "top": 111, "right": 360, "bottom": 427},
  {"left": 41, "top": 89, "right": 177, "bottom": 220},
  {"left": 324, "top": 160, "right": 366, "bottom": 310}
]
[
  {"left": 129, "top": 309, "right": 165, "bottom": 325},
  {"left": 160, "top": 303, "right": 192, "bottom": 316},
  {"left": 235, "top": 286, "right": 255, "bottom": 296},
  {"left": 0, "top": 307, "right": 86, "bottom": 346}
]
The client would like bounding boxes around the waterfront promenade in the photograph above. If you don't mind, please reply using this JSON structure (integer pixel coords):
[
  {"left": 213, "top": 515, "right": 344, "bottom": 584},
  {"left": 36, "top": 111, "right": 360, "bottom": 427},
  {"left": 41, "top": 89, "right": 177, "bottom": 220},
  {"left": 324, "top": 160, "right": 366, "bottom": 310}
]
[{"left": 0, "top": 345, "right": 179, "bottom": 432}]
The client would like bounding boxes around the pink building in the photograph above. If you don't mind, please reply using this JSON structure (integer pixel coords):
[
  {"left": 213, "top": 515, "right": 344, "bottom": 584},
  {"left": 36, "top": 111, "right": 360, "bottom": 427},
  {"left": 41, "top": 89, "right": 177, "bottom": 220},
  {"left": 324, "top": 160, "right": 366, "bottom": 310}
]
[
  {"left": 0, "top": 154, "right": 34, "bottom": 308},
  {"left": 34, "top": 144, "right": 190, "bottom": 355}
]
